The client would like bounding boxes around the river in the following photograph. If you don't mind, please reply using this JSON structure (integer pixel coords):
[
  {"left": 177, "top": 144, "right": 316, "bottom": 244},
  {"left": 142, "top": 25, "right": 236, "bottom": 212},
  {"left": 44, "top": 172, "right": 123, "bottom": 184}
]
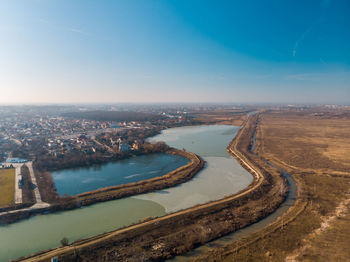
[
  {"left": 170, "top": 121, "right": 297, "bottom": 261},
  {"left": 0, "top": 125, "right": 252, "bottom": 261}
]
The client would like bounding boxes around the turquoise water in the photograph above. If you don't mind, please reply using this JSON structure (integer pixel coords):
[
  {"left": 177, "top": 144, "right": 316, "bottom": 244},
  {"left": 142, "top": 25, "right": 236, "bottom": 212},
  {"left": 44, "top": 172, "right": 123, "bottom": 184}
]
[
  {"left": 52, "top": 154, "right": 189, "bottom": 196},
  {"left": 0, "top": 125, "right": 253, "bottom": 261}
]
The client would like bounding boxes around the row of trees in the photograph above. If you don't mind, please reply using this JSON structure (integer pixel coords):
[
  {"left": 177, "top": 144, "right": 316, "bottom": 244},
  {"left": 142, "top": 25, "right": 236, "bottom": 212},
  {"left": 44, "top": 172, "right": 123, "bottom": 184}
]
[{"left": 34, "top": 141, "right": 169, "bottom": 172}]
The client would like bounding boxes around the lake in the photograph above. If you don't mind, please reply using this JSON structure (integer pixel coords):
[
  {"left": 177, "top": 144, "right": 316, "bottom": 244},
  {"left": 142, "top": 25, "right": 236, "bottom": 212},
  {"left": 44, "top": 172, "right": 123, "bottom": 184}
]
[
  {"left": 51, "top": 154, "right": 189, "bottom": 196},
  {"left": 0, "top": 125, "right": 252, "bottom": 261}
]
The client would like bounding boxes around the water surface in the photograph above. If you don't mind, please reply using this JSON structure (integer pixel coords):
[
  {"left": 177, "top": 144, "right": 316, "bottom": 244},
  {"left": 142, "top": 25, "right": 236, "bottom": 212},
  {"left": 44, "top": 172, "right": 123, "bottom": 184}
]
[
  {"left": 0, "top": 125, "right": 253, "bottom": 261},
  {"left": 52, "top": 154, "right": 188, "bottom": 196},
  {"left": 171, "top": 122, "right": 297, "bottom": 261},
  {"left": 0, "top": 198, "right": 165, "bottom": 262},
  {"left": 136, "top": 125, "right": 252, "bottom": 212}
]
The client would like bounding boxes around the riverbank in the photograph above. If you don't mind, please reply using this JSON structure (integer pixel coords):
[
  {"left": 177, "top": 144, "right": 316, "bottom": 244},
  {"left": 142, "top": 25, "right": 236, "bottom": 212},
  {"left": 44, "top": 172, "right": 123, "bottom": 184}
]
[
  {"left": 17, "top": 114, "right": 288, "bottom": 261},
  {"left": 190, "top": 109, "right": 350, "bottom": 261},
  {"left": 0, "top": 149, "right": 204, "bottom": 225}
]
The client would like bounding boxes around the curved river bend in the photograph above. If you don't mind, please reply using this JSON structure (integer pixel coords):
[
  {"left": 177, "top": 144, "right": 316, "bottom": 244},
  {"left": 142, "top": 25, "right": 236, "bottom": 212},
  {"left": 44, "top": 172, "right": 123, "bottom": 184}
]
[
  {"left": 0, "top": 125, "right": 252, "bottom": 261},
  {"left": 171, "top": 123, "right": 297, "bottom": 261}
]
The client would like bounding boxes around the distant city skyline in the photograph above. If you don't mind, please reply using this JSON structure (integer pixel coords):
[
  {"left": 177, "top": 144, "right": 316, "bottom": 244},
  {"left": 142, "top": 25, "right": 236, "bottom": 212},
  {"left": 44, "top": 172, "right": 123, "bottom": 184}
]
[{"left": 1, "top": 0, "right": 349, "bottom": 104}]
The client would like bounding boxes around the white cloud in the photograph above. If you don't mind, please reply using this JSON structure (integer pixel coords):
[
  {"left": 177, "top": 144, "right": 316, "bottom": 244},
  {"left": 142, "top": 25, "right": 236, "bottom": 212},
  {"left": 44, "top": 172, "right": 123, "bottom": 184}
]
[
  {"left": 292, "top": 18, "right": 321, "bottom": 57},
  {"left": 292, "top": 25, "right": 313, "bottom": 57},
  {"left": 68, "top": 28, "right": 90, "bottom": 36},
  {"left": 38, "top": 18, "right": 90, "bottom": 36}
]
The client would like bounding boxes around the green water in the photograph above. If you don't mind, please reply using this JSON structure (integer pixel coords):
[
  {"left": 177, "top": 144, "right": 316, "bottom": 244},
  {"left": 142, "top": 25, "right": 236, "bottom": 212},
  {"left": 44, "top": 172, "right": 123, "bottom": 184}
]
[
  {"left": 0, "top": 198, "right": 165, "bottom": 261},
  {"left": 0, "top": 125, "right": 253, "bottom": 261},
  {"left": 137, "top": 125, "right": 252, "bottom": 212}
]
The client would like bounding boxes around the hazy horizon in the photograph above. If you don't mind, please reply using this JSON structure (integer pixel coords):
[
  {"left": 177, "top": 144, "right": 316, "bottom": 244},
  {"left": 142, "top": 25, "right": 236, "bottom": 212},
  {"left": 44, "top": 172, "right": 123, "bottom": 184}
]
[{"left": 1, "top": 0, "right": 349, "bottom": 104}]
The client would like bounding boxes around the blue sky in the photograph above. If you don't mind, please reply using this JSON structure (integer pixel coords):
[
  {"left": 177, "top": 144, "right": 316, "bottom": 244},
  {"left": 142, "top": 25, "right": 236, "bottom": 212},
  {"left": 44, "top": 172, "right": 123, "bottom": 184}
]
[{"left": 0, "top": 0, "right": 349, "bottom": 104}]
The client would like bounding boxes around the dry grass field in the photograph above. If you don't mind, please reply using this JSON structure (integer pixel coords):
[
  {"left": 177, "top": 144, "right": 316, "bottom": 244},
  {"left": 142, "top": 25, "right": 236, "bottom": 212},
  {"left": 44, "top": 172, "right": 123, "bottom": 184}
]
[
  {"left": 0, "top": 168, "right": 15, "bottom": 207},
  {"left": 192, "top": 110, "right": 248, "bottom": 126},
  {"left": 193, "top": 109, "right": 350, "bottom": 262},
  {"left": 238, "top": 110, "right": 350, "bottom": 261},
  {"left": 255, "top": 110, "right": 350, "bottom": 174},
  {"left": 286, "top": 187, "right": 350, "bottom": 262}
]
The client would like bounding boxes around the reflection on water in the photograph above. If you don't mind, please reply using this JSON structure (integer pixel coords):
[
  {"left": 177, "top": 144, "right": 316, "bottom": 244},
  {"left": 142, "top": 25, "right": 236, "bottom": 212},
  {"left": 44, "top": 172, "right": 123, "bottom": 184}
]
[{"left": 52, "top": 154, "right": 188, "bottom": 196}]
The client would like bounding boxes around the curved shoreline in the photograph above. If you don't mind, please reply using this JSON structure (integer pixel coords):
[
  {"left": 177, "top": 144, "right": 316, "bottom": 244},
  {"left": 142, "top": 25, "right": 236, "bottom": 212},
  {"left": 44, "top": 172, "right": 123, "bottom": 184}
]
[
  {"left": 187, "top": 111, "right": 350, "bottom": 261},
  {"left": 175, "top": 118, "right": 298, "bottom": 260},
  {"left": 0, "top": 149, "right": 204, "bottom": 225},
  {"left": 17, "top": 115, "right": 288, "bottom": 262}
]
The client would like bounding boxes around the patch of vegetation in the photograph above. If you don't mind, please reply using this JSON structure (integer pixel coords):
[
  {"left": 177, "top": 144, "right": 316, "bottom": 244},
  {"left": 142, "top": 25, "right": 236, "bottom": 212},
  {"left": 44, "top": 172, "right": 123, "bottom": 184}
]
[
  {"left": 200, "top": 173, "right": 350, "bottom": 262},
  {"left": 60, "top": 237, "right": 69, "bottom": 246},
  {"left": 20, "top": 165, "right": 35, "bottom": 204},
  {"left": 0, "top": 168, "right": 15, "bottom": 207},
  {"left": 62, "top": 110, "right": 165, "bottom": 122}
]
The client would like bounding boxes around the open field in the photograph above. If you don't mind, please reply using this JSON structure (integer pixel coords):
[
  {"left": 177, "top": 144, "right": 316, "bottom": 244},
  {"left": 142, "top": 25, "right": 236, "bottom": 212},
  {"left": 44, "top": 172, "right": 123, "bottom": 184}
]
[
  {"left": 0, "top": 168, "right": 15, "bottom": 208},
  {"left": 192, "top": 109, "right": 248, "bottom": 126},
  {"left": 290, "top": 193, "right": 350, "bottom": 261},
  {"left": 255, "top": 110, "right": 350, "bottom": 174},
  {"left": 193, "top": 109, "right": 350, "bottom": 262}
]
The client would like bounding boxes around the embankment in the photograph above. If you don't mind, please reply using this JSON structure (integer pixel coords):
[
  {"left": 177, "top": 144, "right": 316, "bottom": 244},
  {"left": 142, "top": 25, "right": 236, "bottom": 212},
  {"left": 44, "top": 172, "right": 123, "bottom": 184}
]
[
  {"left": 18, "top": 115, "right": 288, "bottom": 262},
  {"left": 190, "top": 110, "right": 350, "bottom": 262},
  {"left": 0, "top": 149, "right": 204, "bottom": 225}
]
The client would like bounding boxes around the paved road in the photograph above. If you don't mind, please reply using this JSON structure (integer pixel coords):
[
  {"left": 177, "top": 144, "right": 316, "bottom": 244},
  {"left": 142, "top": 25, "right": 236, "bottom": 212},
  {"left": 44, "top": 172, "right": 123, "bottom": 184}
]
[
  {"left": 92, "top": 139, "right": 115, "bottom": 153},
  {"left": 0, "top": 162, "right": 50, "bottom": 217},
  {"left": 14, "top": 164, "right": 23, "bottom": 204},
  {"left": 26, "top": 162, "right": 46, "bottom": 204}
]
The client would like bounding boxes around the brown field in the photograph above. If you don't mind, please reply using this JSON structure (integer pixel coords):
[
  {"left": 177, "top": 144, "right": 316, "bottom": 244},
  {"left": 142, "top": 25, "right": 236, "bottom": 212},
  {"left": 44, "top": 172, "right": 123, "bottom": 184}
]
[
  {"left": 0, "top": 168, "right": 15, "bottom": 207},
  {"left": 291, "top": 195, "right": 350, "bottom": 261},
  {"left": 193, "top": 110, "right": 248, "bottom": 126},
  {"left": 194, "top": 109, "right": 350, "bottom": 262},
  {"left": 255, "top": 110, "right": 350, "bottom": 174}
]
